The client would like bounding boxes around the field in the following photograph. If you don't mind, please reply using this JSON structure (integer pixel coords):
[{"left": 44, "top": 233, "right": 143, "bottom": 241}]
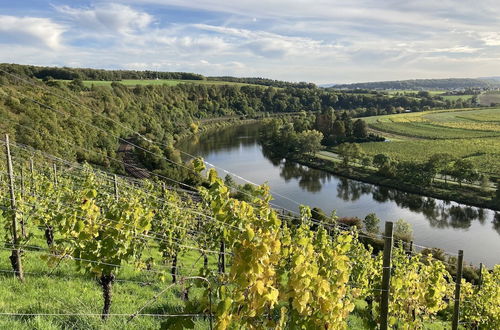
[
  {"left": 362, "top": 108, "right": 500, "bottom": 176},
  {"left": 73, "top": 79, "right": 261, "bottom": 88},
  {"left": 478, "top": 91, "right": 500, "bottom": 106},
  {"left": 382, "top": 90, "right": 475, "bottom": 102}
]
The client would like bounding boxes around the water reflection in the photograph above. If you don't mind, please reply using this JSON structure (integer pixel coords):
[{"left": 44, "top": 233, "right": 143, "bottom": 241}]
[
  {"left": 178, "top": 123, "right": 500, "bottom": 240},
  {"left": 178, "top": 123, "right": 261, "bottom": 156},
  {"left": 278, "top": 161, "right": 331, "bottom": 193},
  {"left": 332, "top": 177, "right": 495, "bottom": 232}
]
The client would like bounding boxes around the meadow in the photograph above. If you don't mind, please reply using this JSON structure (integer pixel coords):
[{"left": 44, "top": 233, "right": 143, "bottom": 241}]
[
  {"left": 79, "top": 79, "right": 261, "bottom": 88},
  {"left": 362, "top": 108, "right": 500, "bottom": 176}
]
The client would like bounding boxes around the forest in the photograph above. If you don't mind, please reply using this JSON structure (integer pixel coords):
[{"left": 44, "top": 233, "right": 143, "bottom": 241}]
[
  {"left": 333, "top": 78, "right": 497, "bottom": 90},
  {"left": 0, "top": 63, "right": 479, "bottom": 186}
]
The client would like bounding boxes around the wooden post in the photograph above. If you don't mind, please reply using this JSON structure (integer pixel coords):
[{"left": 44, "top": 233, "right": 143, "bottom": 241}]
[
  {"left": 29, "top": 158, "right": 35, "bottom": 193},
  {"left": 218, "top": 240, "right": 226, "bottom": 274},
  {"left": 19, "top": 167, "right": 26, "bottom": 238},
  {"left": 380, "top": 221, "right": 393, "bottom": 330},
  {"left": 113, "top": 175, "right": 119, "bottom": 201},
  {"left": 52, "top": 163, "right": 58, "bottom": 186},
  {"left": 478, "top": 263, "right": 483, "bottom": 290},
  {"left": 406, "top": 240, "right": 413, "bottom": 257},
  {"left": 29, "top": 158, "right": 34, "bottom": 176},
  {"left": 4, "top": 134, "right": 24, "bottom": 281},
  {"left": 452, "top": 250, "right": 464, "bottom": 330},
  {"left": 20, "top": 167, "right": 25, "bottom": 199}
]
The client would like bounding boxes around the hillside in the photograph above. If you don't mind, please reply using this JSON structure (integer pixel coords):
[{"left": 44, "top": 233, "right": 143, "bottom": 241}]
[
  {"left": 0, "top": 64, "right": 476, "bottom": 180},
  {"left": 331, "top": 78, "right": 497, "bottom": 90}
]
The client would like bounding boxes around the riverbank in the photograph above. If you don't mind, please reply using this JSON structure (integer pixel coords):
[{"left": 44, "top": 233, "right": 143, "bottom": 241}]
[
  {"left": 288, "top": 152, "right": 499, "bottom": 212},
  {"left": 182, "top": 118, "right": 499, "bottom": 211}
]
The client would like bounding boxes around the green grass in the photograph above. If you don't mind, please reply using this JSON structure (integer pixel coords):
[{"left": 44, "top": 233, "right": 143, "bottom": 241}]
[
  {"left": 383, "top": 90, "right": 444, "bottom": 95},
  {"left": 0, "top": 232, "right": 215, "bottom": 329},
  {"left": 439, "top": 94, "right": 474, "bottom": 101},
  {"left": 65, "top": 79, "right": 261, "bottom": 88},
  {"left": 362, "top": 108, "right": 500, "bottom": 176}
]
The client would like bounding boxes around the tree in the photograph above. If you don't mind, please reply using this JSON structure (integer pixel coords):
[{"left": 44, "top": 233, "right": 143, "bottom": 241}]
[
  {"left": 396, "top": 161, "right": 434, "bottom": 186},
  {"left": 331, "top": 120, "right": 346, "bottom": 138},
  {"left": 353, "top": 119, "right": 368, "bottom": 138},
  {"left": 296, "top": 130, "right": 323, "bottom": 155},
  {"left": 373, "top": 153, "right": 391, "bottom": 169},
  {"left": 427, "top": 153, "right": 455, "bottom": 184},
  {"left": 337, "top": 143, "right": 364, "bottom": 167},
  {"left": 394, "top": 218, "right": 413, "bottom": 242},
  {"left": 480, "top": 175, "right": 490, "bottom": 192},
  {"left": 450, "top": 159, "right": 478, "bottom": 186},
  {"left": 364, "top": 213, "right": 380, "bottom": 235}
]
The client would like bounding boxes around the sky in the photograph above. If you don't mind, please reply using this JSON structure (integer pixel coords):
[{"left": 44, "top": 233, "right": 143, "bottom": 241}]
[{"left": 1, "top": 1, "right": 500, "bottom": 83}]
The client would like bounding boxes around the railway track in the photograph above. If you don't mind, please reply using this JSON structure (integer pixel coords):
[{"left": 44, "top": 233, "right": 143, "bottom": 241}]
[{"left": 117, "top": 141, "right": 151, "bottom": 179}]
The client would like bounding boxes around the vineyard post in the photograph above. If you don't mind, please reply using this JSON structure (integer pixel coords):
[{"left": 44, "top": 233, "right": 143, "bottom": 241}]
[
  {"left": 29, "top": 158, "right": 34, "bottom": 176},
  {"left": 20, "top": 167, "right": 25, "bottom": 199},
  {"left": 219, "top": 240, "right": 226, "bottom": 274},
  {"left": 113, "top": 175, "right": 119, "bottom": 200},
  {"left": 29, "top": 158, "right": 34, "bottom": 192},
  {"left": 478, "top": 263, "right": 483, "bottom": 290},
  {"left": 4, "top": 134, "right": 24, "bottom": 281},
  {"left": 52, "top": 163, "right": 58, "bottom": 186},
  {"left": 20, "top": 167, "right": 26, "bottom": 238},
  {"left": 452, "top": 250, "right": 464, "bottom": 330},
  {"left": 380, "top": 221, "right": 393, "bottom": 330}
]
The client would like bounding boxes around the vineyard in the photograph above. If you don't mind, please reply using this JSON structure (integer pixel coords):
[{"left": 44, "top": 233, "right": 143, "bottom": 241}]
[
  {"left": 362, "top": 108, "right": 500, "bottom": 176},
  {"left": 0, "top": 137, "right": 499, "bottom": 329}
]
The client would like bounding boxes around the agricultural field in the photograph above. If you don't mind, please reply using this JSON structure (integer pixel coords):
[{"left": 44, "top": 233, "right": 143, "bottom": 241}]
[
  {"left": 72, "top": 79, "right": 260, "bottom": 88},
  {"left": 362, "top": 108, "right": 500, "bottom": 176},
  {"left": 382, "top": 90, "right": 474, "bottom": 102},
  {"left": 478, "top": 90, "right": 500, "bottom": 106}
]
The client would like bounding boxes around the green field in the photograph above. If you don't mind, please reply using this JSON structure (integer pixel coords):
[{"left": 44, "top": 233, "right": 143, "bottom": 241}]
[
  {"left": 77, "top": 79, "right": 261, "bottom": 88},
  {"left": 362, "top": 108, "right": 500, "bottom": 175},
  {"left": 382, "top": 90, "right": 474, "bottom": 101}
]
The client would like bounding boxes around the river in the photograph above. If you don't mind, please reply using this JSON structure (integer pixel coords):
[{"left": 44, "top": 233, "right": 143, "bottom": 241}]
[{"left": 177, "top": 123, "right": 500, "bottom": 267}]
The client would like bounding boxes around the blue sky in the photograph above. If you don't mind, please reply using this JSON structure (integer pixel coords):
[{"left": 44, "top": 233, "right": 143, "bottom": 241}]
[{"left": 1, "top": 1, "right": 500, "bottom": 83}]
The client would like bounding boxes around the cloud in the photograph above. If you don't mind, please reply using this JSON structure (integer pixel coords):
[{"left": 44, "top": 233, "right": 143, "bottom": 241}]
[
  {"left": 2, "top": 1, "right": 500, "bottom": 83},
  {"left": 0, "top": 15, "right": 65, "bottom": 49},
  {"left": 55, "top": 3, "right": 153, "bottom": 34},
  {"left": 479, "top": 32, "right": 500, "bottom": 46},
  {"left": 192, "top": 24, "right": 342, "bottom": 58}
]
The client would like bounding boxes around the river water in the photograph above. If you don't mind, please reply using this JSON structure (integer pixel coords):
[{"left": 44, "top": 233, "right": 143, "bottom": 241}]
[{"left": 177, "top": 123, "right": 500, "bottom": 267}]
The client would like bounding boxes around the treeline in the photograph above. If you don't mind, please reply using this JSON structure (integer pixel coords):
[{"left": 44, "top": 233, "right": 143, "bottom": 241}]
[
  {"left": 333, "top": 78, "right": 495, "bottom": 90},
  {"left": 259, "top": 112, "right": 380, "bottom": 157},
  {"left": 207, "top": 76, "right": 316, "bottom": 89},
  {"left": 336, "top": 147, "right": 487, "bottom": 189},
  {"left": 0, "top": 64, "right": 485, "bottom": 188},
  {"left": 0, "top": 63, "right": 205, "bottom": 81}
]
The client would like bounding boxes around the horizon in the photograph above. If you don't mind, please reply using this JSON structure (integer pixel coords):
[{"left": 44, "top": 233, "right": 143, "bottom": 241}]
[{"left": 1, "top": 1, "right": 500, "bottom": 83}]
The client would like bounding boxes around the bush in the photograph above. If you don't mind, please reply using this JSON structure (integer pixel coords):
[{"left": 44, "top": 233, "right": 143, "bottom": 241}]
[
  {"left": 394, "top": 218, "right": 413, "bottom": 242},
  {"left": 337, "top": 216, "right": 362, "bottom": 228}
]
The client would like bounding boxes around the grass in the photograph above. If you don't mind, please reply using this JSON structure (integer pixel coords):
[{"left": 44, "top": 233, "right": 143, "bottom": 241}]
[
  {"left": 56, "top": 79, "right": 262, "bottom": 88},
  {"left": 362, "top": 108, "right": 500, "bottom": 176},
  {"left": 0, "top": 226, "right": 215, "bottom": 329}
]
